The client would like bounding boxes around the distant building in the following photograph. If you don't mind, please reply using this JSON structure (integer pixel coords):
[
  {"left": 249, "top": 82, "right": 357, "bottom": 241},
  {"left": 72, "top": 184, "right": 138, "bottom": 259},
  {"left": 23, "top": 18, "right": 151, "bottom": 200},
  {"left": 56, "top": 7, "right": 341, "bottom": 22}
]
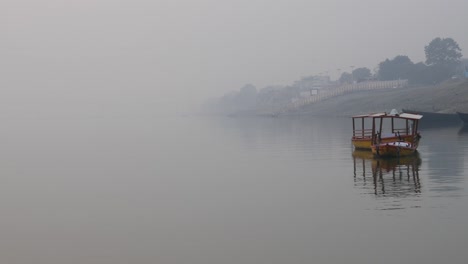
[
  {"left": 299, "top": 89, "right": 319, "bottom": 98},
  {"left": 294, "top": 75, "right": 331, "bottom": 90}
]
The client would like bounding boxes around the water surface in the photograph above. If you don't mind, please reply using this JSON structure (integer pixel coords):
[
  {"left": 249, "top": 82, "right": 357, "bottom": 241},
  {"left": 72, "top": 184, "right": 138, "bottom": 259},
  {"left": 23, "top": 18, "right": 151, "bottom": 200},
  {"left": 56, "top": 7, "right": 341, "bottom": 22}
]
[{"left": 0, "top": 116, "right": 467, "bottom": 264}]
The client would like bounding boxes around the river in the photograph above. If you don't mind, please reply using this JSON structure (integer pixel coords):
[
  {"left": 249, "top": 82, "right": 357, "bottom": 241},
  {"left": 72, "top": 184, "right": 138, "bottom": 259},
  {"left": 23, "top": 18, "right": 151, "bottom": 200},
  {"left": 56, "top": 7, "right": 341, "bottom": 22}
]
[{"left": 0, "top": 115, "right": 467, "bottom": 264}]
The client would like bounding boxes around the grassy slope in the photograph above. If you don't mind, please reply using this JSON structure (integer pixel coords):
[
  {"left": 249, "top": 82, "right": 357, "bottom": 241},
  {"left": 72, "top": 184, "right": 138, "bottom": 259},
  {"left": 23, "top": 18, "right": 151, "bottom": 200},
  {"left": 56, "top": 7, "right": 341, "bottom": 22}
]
[{"left": 290, "top": 79, "right": 468, "bottom": 117}]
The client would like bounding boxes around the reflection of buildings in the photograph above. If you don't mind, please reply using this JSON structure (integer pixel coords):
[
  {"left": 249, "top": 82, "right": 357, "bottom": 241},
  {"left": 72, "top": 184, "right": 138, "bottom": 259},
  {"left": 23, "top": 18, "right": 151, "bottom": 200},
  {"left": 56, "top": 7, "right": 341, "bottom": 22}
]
[{"left": 353, "top": 150, "right": 422, "bottom": 196}]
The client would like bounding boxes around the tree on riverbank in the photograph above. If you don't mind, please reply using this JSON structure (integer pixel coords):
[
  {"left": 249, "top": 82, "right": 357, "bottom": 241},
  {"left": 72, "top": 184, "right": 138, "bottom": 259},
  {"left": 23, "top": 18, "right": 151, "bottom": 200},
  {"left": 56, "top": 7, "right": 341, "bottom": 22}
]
[
  {"left": 352, "top": 67, "right": 372, "bottom": 82},
  {"left": 378, "top": 55, "right": 414, "bottom": 81},
  {"left": 339, "top": 72, "right": 353, "bottom": 84},
  {"left": 377, "top": 37, "right": 463, "bottom": 85},
  {"left": 425, "top": 37, "right": 462, "bottom": 68},
  {"left": 424, "top": 37, "right": 463, "bottom": 83}
]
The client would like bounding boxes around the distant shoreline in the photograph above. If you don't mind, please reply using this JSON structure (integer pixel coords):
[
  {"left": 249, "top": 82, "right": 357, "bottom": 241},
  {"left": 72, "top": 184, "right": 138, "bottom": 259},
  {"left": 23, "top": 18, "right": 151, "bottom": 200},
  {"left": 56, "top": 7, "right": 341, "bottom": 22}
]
[{"left": 278, "top": 79, "right": 468, "bottom": 117}]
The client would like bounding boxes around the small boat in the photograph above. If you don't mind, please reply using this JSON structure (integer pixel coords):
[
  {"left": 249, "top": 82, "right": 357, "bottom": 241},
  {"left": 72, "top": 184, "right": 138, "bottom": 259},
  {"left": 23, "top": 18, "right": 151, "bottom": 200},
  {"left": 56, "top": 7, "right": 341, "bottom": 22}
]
[
  {"left": 403, "top": 109, "right": 461, "bottom": 127},
  {"left": 371, "top": 141, "right": 420, "bottom": 157},
  {"left": 370, "top": 111, "right": 422, "bottom": 157},
  {"left": 456, "top": 112, "right": 468, "bottom": 123},
  {"left": 352, "top": 111, "right": 421, "bottom": 150}
]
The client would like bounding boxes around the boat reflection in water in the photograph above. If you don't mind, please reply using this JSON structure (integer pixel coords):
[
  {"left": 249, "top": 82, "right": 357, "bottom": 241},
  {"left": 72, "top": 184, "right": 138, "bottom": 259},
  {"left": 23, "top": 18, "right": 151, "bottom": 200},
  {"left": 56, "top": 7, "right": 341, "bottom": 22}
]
[{"left": 352, "top": 150, "right": 422, "bottom": 196}]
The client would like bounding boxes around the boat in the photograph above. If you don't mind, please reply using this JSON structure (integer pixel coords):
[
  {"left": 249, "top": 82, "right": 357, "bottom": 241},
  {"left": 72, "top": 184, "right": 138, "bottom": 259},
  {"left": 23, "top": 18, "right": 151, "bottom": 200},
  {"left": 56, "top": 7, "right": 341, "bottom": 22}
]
[
  {"left": 371, "top": 140, "right": 420, "bottom": 157},
  {"left": 351, "top": 111, "right": 420, "bottom": 150},
  {"left": 403, "top": 109, "right": 461, "bottom": 127},
  {"left": 370, "top": 111, "right": 422, "bottom": 157},
  {"left": 456, "top": 112, "right": 468, "bottom": 123}
]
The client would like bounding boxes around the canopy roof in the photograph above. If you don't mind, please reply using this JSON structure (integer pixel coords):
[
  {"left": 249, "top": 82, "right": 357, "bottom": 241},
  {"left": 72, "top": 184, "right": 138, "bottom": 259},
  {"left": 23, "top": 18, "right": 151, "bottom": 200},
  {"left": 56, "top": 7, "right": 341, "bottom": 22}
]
[{"left": 352, "top": 112, "right": 423, "bottom": 120}]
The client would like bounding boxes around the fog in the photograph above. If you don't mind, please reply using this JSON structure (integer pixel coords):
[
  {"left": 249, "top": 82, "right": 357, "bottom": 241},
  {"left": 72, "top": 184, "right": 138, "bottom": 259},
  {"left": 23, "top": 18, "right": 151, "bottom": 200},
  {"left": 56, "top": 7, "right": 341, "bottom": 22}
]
[
  {"left": 3, "top": 0, "right": 467, "bottom": 115},
  {"left": 3, "top": 2, "right": 468, "bottom": 263}
]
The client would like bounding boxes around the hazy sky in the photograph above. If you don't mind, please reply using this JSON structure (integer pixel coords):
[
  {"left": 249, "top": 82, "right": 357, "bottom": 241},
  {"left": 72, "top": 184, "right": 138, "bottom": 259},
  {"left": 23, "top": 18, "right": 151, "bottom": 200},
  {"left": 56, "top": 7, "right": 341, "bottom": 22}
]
[{"left": 3, "top": 0, "right": 468, "bottom": 114}]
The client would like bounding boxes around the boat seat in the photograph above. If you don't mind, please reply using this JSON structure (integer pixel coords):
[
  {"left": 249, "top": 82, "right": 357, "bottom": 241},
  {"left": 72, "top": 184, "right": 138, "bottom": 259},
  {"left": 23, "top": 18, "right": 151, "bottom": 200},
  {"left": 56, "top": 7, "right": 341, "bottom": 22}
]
[{"left": 388, "top": 141, "right": 411, "bottom": 147}]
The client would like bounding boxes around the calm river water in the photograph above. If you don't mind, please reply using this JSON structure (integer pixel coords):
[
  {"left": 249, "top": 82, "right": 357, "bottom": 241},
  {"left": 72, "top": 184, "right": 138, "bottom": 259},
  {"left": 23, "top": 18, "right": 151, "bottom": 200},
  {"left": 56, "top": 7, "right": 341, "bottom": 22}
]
[{"left": 1, "top": 115, "right": 468, "bottom": 264}]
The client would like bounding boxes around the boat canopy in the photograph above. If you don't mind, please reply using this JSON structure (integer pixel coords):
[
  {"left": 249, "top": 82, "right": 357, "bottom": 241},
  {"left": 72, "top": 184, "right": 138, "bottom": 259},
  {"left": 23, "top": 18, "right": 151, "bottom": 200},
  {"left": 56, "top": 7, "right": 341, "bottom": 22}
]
[
  {"left": 398, "top": 113, "right": 423, "bottom": 120},
  {"left": 352, "top": 112, "right": 387, "bottom": 118},
  {"left": 352, "top": 112, "right": 423, "bottom": 120}
]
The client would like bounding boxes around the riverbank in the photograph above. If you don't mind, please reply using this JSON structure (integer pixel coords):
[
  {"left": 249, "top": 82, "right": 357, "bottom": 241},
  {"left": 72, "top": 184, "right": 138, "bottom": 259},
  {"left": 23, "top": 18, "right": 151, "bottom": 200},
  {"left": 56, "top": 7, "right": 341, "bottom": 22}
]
[{"left": 283, "top": 79, "right": 468, "bottom": 117}]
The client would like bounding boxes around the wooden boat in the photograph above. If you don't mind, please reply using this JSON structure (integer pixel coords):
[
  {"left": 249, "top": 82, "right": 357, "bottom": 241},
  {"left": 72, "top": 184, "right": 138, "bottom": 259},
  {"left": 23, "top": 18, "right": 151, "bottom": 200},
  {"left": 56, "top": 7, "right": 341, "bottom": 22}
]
[
  {"left": 456, "top": 112, "right": 468, "bottom": 123},
  {"left": 371, "top": 141, "right": 420, "bottom": 157},
  {"left": 352, "top": 112, "right": 420, "bottom": 150},
  {"left": 370, "top": 112, "right": 422, "bottom": 157},
  {"left": 403, "top": 109, "right": 461, "bottom": 127}
]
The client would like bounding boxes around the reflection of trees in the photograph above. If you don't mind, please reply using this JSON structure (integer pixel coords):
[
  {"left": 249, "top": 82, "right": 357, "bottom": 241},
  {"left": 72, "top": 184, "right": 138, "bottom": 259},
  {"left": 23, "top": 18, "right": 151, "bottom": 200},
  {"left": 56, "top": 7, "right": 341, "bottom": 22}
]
[{"left": 353, "top": 150, "right": 422, "bottom": 196}]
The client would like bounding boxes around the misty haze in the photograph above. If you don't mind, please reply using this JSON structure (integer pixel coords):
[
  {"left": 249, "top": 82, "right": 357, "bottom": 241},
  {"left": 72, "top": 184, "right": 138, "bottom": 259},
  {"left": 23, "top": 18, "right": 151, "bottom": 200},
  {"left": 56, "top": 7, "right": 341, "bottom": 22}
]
[{"left": 3, "top": 0, "right": 468, "bottom": 263}]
